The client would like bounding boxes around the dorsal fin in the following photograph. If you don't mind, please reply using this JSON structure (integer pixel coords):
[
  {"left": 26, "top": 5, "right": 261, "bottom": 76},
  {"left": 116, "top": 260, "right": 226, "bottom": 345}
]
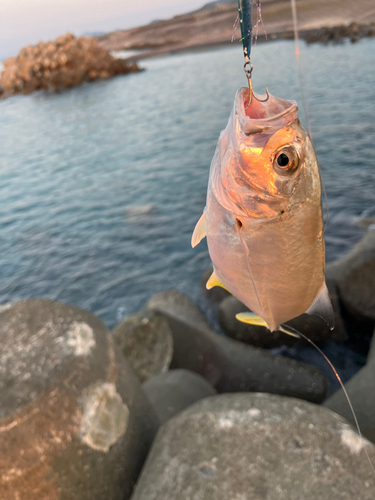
[
  {"left": 191, "top": 212, "right": 206, "bottom": 248},
  {"left": 305, "top": 282, "right": 335, "bottom": 330},
  {"left": 206, "top": 272, "right": 229, "bottom": 292}
]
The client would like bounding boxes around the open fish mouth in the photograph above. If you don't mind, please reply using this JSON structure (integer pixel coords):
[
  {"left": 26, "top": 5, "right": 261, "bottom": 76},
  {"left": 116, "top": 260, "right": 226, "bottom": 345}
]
[
  {"left": 209, "top": 86, "right": 307, "bottom": 220},
  {"left": 236, "top": 87, "right": 298, "bottom": 136}
]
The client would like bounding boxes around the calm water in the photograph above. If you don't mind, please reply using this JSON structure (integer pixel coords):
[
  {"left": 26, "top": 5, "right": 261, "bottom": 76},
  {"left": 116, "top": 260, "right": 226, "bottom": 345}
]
[{"left": 1, "top": 39, "right": 375, "bottom": 388}]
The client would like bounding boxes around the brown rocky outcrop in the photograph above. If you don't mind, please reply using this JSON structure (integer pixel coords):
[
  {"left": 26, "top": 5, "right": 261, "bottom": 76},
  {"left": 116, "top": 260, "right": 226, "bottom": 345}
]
[{"left": 0, "top": 33, "right": 141, "bottom": 98}]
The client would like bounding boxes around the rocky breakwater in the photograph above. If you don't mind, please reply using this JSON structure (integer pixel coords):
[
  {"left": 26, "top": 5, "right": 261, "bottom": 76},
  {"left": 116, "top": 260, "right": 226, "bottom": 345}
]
[
  {"left": 114, "top": 290, "right": 328, "bottom": 403},
  {"left": 2, "top": 230, "right": 375, "bottom": 498},
  {"left": 0, "top": 33, "right": 140, "bottom": 98}
]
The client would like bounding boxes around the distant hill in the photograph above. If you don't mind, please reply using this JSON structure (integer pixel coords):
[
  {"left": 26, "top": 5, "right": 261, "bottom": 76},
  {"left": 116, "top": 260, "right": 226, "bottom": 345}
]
[
  {"left": 198, "top": 0, "right": 236, "bottom": 11},
  {"left": 97, "top": 0, "right": 375, "bottom": 59}
]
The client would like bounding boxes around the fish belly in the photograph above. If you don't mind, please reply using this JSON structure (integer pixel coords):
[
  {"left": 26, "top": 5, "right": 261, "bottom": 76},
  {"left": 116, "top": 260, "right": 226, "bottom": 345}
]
[{"left": 206, "top": 189, "right": 325, "bottom": 330}]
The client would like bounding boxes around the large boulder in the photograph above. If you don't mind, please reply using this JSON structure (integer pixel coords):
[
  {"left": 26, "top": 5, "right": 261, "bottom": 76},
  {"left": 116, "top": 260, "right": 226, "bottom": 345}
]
[
  {"left": 143, "top": 369, "right": 217, "bottom": 424},
  {"left": 327, "top": 230, "right": 375, "bottom": 321},
  {"left": 131, "top": 393, "right": 375, "bottom": 500},
  {"left": 113, "top": 309, "right": 173, "bottom": 383},
  {"left": 146, "top": 291, "right": 328, "bottom": 403},
  {"left": 324, "top": 325, "right": 375, "bottom": 444},
  {"left": 0, "top": 299, "right": 158, "bottom": 500},
  {"left": 218, "top": 280, "right": 347, "bottom": 349}
]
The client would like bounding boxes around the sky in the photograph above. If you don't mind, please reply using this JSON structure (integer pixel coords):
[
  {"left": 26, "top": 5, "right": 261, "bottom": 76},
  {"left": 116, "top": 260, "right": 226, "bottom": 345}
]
[{"left": 0, "top": 0, "right": 207, "bottom": 59}]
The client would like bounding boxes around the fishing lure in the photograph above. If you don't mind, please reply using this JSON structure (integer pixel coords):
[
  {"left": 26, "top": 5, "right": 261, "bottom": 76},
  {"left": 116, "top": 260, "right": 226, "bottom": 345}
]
[{"left": 191, "top": 0, "right": 334, "bottom": 337}]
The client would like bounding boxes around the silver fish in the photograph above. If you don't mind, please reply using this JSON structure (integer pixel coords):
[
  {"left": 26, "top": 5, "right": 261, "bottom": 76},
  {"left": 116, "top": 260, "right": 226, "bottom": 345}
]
[{"left": 192, "top": 88, "right": 334, "bottom": 335}]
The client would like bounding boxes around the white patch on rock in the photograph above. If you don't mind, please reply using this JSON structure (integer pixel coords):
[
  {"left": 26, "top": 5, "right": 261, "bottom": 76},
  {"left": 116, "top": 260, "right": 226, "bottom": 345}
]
[
  {"left": 341, "top": 427, "right": 368, "bottom": 454},
  {"left": 293, "top": 406, "right": 305, "bottom": 416},
  {"left": 247, "top": 408, "right": 261, "bottom": 417},
  {"left": 66, "top": 321, "right": 95, "bottom": 356},
  {"left": 218, "top": 418, "right": 234, "bottom": 429},
  {"left": 80, "top": 382, "right": 130, "bottom": 453}
]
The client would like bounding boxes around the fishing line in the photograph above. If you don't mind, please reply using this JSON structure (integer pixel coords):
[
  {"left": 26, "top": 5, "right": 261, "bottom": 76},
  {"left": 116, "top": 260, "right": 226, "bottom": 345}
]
[
  {"left": 284, "top": 323, "right": 375, "bottom": 476},
  {"left": 290, "top": 0, "right": 329, "bottom": 231},
  {"left": 254, "top": 0, "right": 267, "bottom": 46}
]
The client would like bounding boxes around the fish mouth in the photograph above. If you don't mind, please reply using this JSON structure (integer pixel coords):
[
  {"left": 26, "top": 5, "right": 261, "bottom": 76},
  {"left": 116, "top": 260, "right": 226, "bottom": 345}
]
[{"left": 236, "top": 87, "right": 298, "bottom": 136}]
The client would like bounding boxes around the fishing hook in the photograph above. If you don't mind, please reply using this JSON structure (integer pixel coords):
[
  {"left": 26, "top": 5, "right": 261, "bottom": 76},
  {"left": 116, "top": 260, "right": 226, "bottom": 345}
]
[{"left": 244, "top": 61, "right": 269, "bottom": 109}]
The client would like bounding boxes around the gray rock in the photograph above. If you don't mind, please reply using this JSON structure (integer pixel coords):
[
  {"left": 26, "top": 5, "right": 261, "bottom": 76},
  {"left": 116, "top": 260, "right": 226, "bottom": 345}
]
[
  {"left": 131, "top": 393, "right": 375, "bottom": 500},
  {"left": 146, "top": 291, "right": 327, "bottom": 403},
  {"left": 201, "top": 267, "right": 231, "bottom": 303},
  {"left": 147, "top": 290, "right": 210, "bottom": 333},
  {"left": 113, "top": 309, "right": 173, "bottom": 383},
  {"left": 327, "top": 230, "right": 375, "bottom": 320},
  {"left": 0, "top": 299, "right": 158, "bottom": 500},
  {"left": 143, "top": 369, "right": 217, "bottom": 424},
  {"left": 368, "top": 327, "right": 375, "bottom": 364},
  {"left": 324, "top": 335, "right": 375, "bottom": 444}
]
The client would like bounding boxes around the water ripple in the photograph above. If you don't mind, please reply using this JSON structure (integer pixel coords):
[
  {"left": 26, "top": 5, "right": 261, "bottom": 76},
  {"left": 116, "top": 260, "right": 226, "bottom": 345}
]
[{"left": 0, "top": 39, "right": 374, "bottom": 335}]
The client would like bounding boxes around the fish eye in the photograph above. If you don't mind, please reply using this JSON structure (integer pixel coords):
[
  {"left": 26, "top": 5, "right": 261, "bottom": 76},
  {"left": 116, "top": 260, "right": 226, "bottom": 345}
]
[
  {"left": 273, "top": 146, "right": 299, "bottom": 175},
  {"left": 277, "top": 153, "right": 289, "bottom": 167}
]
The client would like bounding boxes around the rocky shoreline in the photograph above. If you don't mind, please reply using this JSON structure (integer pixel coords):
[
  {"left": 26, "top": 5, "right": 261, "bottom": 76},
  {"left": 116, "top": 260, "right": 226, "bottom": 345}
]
[
  {"left": 117, "top": 22, "right": 375, "bottom": 64},
  {"left": 1, "top": 228, "right": 375, "bottom": 498},
  {"left": 97, "top": 0, "right": 375, "bottom": 62},
  {"left": 0, "top": 33, "right": 141, "bottom": 99}
]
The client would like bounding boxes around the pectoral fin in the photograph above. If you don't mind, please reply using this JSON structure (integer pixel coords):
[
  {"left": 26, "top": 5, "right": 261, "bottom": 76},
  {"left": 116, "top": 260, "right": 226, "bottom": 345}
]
[
  {"left": 236, "top": 313, "right": 301, "bottom": 338},
  {"left": 305, "top": 282, "right": 335, "bottom": 330},
  {"left": 191, "top": 212, "right": 206, "bottom": 248},
  {"left": 206, "top": 272, "right": 229, "bottom": 291}
]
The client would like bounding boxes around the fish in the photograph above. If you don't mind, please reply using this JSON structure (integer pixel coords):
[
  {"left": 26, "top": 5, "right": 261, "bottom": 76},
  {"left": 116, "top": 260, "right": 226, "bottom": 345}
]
[{"left": 191, "top": 88, "right": 334, "bottom": 336}]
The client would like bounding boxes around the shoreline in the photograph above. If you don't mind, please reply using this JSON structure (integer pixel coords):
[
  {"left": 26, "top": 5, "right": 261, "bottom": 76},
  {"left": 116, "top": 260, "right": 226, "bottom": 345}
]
[
  {"left": 115, "top": 23, "right": 375, "bottom": 63},
  {"left": 97, "top": 0, "right": 375, "bottom": 63}
]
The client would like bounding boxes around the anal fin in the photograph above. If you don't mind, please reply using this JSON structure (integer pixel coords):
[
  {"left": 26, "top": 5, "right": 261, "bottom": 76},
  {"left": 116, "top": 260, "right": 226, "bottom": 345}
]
[
  {"left": 236, "top": 313, "right": 301, "bottom": 338},
  {"left": 191, "top": 212, "right": 206, "bottom": 248},
  {"left": 206, "top": 272, "right": 229, "bottom": 292},
  {"left": 305, "top": 282, "right": 335, "bottom": 330},
  {"left": 235, "top": 312, "right": 269, "bottom": 327}
]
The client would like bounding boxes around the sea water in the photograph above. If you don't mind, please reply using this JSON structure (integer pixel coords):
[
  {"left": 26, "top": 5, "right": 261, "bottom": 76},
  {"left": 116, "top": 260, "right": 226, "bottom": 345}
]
[{"left": 1, "top": 39, "right": 374, "bottom": 389}]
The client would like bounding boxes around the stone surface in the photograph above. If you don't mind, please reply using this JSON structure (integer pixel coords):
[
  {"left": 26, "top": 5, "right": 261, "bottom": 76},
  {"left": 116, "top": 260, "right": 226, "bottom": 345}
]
[
  {"left": 0, "top": 299, "right": 158, "bottom": 500},
  {"left": 147, "top": 290, "right": 210, "bottom": 332},
  {"left": 113, "top": 309, "right": 173, "bottom": 383},
  {"left": 368, "top": 327, "right": 375, "bottom": 364},
  {"left": 324, "top": 330, "right": 375, "bottom": 444},
  {"left": 143, "top": 369, "right": 217, "bottom": 424},
  {"left": 146, "top": 291, "right": 328, "bottom": 403},
  {"left": 218, "top": 281, "right": 347, "bottom": 349},
  {"left": 201, "top": 267, "right": 231, "bottom": 303},
  {"left": 0, "top": 33, "right": 140, "bottom": 98},
  {"left": 131, "top": 393, "right": 375, "bottom": 500},
  {"left": 327, "top": 230, "right": 375, "bottom": 320}
]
